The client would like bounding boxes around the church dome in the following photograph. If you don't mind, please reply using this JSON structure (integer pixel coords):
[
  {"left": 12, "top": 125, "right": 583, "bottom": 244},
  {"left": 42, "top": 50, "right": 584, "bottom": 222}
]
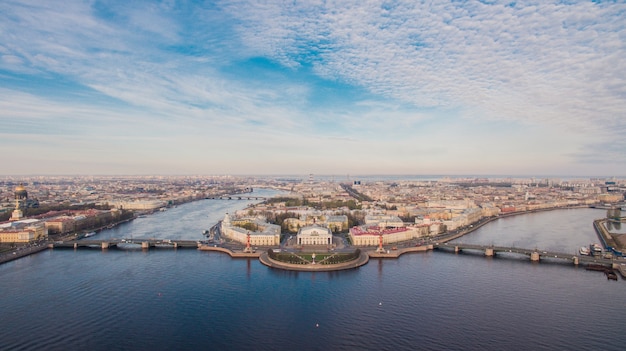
[{"left": 14, "top": 184, "right": 28, "bottom": 198}]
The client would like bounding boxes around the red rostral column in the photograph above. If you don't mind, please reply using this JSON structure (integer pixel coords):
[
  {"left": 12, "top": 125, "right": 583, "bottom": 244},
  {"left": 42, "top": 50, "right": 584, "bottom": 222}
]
[
  {"left": 378, "top": 233, "right": 383, "bottom": 251},
  {"left": 246, "top": 231, "right": 251, "bottom": 251}
]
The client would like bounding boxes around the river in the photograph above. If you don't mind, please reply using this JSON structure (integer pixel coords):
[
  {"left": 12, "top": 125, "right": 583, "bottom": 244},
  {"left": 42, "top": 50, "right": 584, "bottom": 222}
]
[{"left": 0, "top": 192, "right": 624, "bottom": 351}]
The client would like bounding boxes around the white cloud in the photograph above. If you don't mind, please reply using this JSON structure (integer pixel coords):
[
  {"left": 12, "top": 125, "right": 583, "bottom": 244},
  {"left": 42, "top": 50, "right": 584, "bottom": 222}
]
[
  {"left": 0, "top": 0, "right": 625, "bottom": 175},
  {"left": 223, "top": 0, "right": 626, "bottom": 134}
]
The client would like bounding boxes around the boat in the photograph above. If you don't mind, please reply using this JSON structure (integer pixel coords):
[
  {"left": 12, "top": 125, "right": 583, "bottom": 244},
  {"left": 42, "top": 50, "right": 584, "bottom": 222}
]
[
  {"left": 579, "top": 246, "right": 590, "bottom": 256},
  {"left": 590, "top": 243, "right": 602, "bottom": 255},
  {"left": 84, "top": 231, "right": 96, "bottom": 238}
]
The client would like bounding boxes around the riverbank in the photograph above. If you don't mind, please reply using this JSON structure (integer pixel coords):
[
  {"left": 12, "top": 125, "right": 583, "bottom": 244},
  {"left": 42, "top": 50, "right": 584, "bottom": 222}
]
[
  {"left": 366, "top": 244, "right": 434, "bottom": 258},
  {"left": 0, "top": 244, "right": 48, "bottom": 265},
  {"left": 198, "top": 245, "right": 261, "bottom": 258}
]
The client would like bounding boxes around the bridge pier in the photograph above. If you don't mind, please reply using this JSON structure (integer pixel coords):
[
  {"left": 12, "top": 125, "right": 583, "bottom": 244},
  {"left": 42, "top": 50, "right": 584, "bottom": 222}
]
[
  {"left": 141, "top": 241, "right": 149, "bottom": 250},
  {"left": 530, "top": 251, "right": 540, "bottom": 262},
  {"left": 485, "top": 247, "right": 494, "bottom": 257},
  {"left": 573, "top": 256, "right": 579, "bottom": 265},
  {"left": 173, "top": 242, "right": 178, "bottom": 249},
  {"left": 74, "top": 242, "right": 78, "bottom": 249},
  {"left": 102, "top": 242, "right": 109, "bottom": 250},
  {"left": 454, "top": 246, "right": 460, "bottom": 253}
]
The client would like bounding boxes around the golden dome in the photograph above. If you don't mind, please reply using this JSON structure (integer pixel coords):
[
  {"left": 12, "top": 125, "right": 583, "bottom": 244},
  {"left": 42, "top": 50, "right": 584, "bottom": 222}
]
[{"left": 14, "top": 183, "right": 28, "bottom": 198}]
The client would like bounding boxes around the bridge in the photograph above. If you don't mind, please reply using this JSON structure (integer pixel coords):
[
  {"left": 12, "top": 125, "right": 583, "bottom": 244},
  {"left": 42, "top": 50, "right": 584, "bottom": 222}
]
[
  {"left": 434, "top": 242, "right": 616, "bottom": 266},
  {"left": 205, "top": 196, "right": 266, "bottom": 200},
  {"left": 50, "top": 239, "right": 201, "bottom": 250}
]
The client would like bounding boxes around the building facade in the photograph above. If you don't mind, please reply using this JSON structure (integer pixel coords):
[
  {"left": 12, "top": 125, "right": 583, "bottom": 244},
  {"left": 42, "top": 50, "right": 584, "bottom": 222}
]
[
  {"left": 220, "top": 214, "right": 281, "bottom": 246},
  {"left": 349, "top": 225, "right": 429, "bottom": 246},
  {"left": 296, "top": 225, "right": 333, "bottom": 246},
  {"left": 0, "top": 219, "right": 48, "bottom": 243},
  {"left": 109, "top": 200, "right": 166, "bottom": 211},
  {"left": 44, "top": 217, "right": 76, "bottom": 234}
]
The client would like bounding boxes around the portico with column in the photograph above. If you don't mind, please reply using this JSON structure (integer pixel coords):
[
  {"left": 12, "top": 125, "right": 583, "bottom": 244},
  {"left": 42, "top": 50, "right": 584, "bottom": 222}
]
[{"left": 296, "top": 225, "right": 332, "bottom": 246}]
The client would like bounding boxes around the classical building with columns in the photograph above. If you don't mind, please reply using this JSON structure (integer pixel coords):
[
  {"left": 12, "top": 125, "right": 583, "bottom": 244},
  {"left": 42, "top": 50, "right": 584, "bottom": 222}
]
[
  {"left": 349, "top": 225, "right": 429, "bottom": 246},
  {"left": 220, "top": 214, "right": 280, "bottom": 246},
  {"left": 296, "top": 225, "right": 333, "bottom": 246}
]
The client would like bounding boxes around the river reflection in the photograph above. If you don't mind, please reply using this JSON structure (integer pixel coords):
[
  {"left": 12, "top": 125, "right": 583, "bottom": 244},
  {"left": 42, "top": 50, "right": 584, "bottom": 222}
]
[{"left": 605, "top": 220, "right": 625, "bottom": 234}]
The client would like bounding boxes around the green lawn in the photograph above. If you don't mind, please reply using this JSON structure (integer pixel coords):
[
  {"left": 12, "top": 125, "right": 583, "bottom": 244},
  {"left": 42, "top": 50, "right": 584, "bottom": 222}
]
[{"left": 271, "top": 250, "right": 361, "bottom": 265}]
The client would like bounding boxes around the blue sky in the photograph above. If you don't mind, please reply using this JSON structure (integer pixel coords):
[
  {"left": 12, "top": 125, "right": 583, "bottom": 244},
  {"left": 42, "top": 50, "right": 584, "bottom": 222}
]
[{"left": 1, "top": 0, "right": 625, "bottom": 176}]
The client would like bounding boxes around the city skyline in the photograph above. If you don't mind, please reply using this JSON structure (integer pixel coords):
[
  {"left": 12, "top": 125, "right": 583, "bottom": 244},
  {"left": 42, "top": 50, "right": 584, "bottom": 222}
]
[{"left": 1, "top": 1, "right": 625, "bottom": 176}]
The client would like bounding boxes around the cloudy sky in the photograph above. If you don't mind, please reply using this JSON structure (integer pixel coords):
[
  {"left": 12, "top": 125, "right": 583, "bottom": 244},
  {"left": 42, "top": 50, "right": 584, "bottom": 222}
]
[{"left": 1, "top": 0, "right": 624, "bottom": 176}]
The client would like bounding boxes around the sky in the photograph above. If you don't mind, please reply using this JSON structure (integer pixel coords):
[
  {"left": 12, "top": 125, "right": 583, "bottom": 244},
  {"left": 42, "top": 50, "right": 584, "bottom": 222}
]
[{"left": 0, "top": 0, "right": 625, "bottom": 177}]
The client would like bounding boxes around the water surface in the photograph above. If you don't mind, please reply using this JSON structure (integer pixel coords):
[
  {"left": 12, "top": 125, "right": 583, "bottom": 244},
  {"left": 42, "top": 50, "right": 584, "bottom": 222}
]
[{"left": 1, "top": 202, "right": 624, "bottom": 351}]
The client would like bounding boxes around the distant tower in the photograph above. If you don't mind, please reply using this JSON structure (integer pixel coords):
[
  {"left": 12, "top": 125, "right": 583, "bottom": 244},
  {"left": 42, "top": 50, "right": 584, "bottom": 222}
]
[
  {"left": 309, "top": 174, "right": 314, "bottom": 184},
  {"left": 10, "top": 183, "right": 28, "bottom": 221}
]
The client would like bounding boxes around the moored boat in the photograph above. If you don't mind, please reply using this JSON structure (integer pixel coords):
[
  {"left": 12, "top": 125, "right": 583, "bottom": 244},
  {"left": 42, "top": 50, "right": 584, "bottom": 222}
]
[
  {"left": 579, "top": 246, "right": 590, "bottom": 256},
  {"left": 590, "top": 243, "right": 602, "bottom": 255}
]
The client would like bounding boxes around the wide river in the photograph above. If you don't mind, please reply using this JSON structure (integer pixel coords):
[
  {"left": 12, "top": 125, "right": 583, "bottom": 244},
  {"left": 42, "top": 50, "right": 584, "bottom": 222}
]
[{"left": 1, "top": 189, "right": 624, "bottom": 351}]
